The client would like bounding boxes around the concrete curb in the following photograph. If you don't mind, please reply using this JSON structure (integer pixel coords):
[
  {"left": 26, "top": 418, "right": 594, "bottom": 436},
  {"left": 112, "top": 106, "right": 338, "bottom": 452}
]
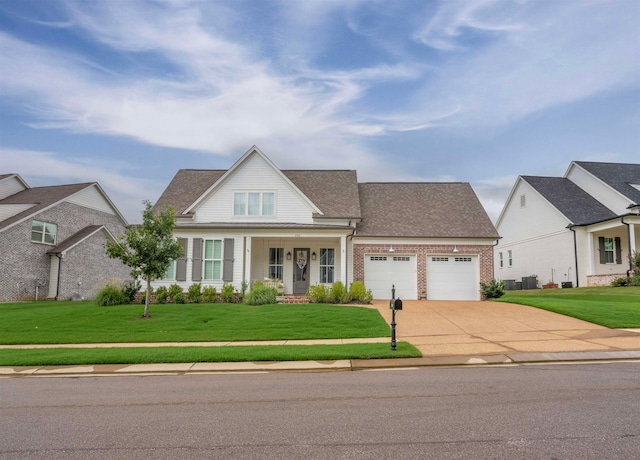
[{"left": 2, "top": 350, "right": 640, "bottom": 377}]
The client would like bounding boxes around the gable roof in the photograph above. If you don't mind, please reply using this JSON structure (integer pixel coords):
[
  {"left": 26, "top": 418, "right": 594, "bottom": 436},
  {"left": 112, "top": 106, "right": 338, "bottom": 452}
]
[
  {"left": 155, "top": 168, "right": 362, "bottom": 219},
  {"left": 46, "top": 225, "right": 116, "bottom": 255},
  {"left": 573, "top": 161, "right": 640, "bottom": 205},
  {"left": 521, "top": 176, "right": 616, "bottom": 225},
  {"left": 356, "top": 182, "right": 499, "bottom": 238}
]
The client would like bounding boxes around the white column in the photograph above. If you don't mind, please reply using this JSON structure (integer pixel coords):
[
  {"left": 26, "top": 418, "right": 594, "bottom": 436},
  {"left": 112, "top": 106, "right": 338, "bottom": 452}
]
[
  {"left": 47, "top": 254, "right": 60, "bottom": 299},
  {"left": 629, "top": 223, "right": 637, "bottom": 254},
  {"left": 244, "top": 236, "right": 252, "bottom": 286},
  {"left": 586, "top": 231, "right": 595, "bottom": 277},
  {"left": 340, "top": 235, "right": 347, "bottom": 286}
]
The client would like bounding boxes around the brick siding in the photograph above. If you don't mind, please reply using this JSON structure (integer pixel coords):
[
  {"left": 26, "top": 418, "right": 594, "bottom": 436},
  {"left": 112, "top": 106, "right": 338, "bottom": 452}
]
[{"left": 0, "top": 202, "right": 130, "bottom": 302}]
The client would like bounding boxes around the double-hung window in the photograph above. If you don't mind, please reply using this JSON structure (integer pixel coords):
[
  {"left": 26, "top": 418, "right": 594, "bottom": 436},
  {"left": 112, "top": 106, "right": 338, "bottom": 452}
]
[
  {"left": 508, "top": 250, "right": 513, "bottom": 267},
  {"left": 320, "top": 248, "right": 335, "bottom": 284},
  {"left": 233, "top": 192, "right": 275, "bottom": 216},
  {"left": 499, "top": 252, "right": 503, "bottom": 268},
  {"left": 204, "top": 240, "right": 222, "bottom": 280},
  {"left": 163, "top": 261, "right": 176, "bottom": 280},
  {"left": 31, "top": 220, "right": 57, "bottom": 245},
  {"left": 269, "top": 248, "right": 283, "bottom": 280},
  {"left": 603, "top": 238, "right": 615, "bottom": 264}
]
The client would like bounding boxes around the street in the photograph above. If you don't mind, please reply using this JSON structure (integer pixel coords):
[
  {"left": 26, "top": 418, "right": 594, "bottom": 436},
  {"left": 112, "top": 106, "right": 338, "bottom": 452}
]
[{"left": 1, "top": 362, "right": 639, "bottom": 459}]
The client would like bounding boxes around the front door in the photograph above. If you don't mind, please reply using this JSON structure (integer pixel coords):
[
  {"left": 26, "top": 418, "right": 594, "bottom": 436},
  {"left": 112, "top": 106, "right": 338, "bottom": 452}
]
[{"left": 293, "top": 248, "right": 310, "bottom": 294}]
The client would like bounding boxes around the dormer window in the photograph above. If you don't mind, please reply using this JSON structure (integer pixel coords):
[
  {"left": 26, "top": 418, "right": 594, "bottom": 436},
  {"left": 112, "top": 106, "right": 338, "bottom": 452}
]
[{"left": 234, "top": 192, "right": 275, "bottom": 216}]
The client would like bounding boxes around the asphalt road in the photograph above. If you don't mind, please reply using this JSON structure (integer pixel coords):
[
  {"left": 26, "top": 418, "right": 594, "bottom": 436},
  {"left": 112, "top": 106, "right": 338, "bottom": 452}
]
[{"left": 1, "top": 362, "right": 639, "bottom": 459}]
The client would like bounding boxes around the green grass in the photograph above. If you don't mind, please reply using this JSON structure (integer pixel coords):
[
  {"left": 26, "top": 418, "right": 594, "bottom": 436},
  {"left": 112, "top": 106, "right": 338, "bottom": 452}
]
[
  {"left": 0, "top": 301, "right": 391, "bottom": 345},
  {"left": 0, "top": 342, "right": 420, "bottom": 367},
  {"left": 495, "top": 286, "right": 640, "bottom": 328}
]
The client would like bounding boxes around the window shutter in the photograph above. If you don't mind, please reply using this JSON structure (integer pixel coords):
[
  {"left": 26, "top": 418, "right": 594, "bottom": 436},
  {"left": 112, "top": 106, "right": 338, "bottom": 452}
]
[
  {"left": 597, "top": 237, "right": 606, "bottom": 264},
  {"left": 176, "top": 238, "right": 188, "bottom": 281},
  {"left": 615, "top": 237, "right": 622, "bottom": 264},
  {"left": 192, "top": 238, "right": 203, "bottom": 281},
  {"left": 223, "top": 238, "right": 234, "bottom": 282}
]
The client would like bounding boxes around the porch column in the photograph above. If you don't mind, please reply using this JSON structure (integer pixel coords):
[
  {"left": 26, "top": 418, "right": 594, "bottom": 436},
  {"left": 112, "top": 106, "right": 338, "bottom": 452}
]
[
  {"left": 587, "top": 231, "right": 595, "bottom": 277},
  {"left": 244, "top": 236, "right": 252, "bottom": 286},
  {"left": 629, "top": 223, "right": 637, "bottom": 254},
  {"left": 340, "top": 235, "right": 347, "bottom": 286}
]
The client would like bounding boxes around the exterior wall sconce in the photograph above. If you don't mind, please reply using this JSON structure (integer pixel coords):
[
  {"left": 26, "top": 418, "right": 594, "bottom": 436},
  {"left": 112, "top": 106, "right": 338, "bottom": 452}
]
[
  {"left": 286, "top": 251, "right": 292, "bottom": 260},
  {"left": 452, "top": 245, "right": 460, "bottom": 253},
  {"left": 311, "top": 252, "right": 317, "bottom": 260},
  {"left": 389, "top": 246, "right": 395, "bottom": 253}
]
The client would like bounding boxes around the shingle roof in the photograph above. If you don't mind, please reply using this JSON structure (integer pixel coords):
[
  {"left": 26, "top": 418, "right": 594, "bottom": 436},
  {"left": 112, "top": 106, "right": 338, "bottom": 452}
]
[
  {"left": 46, "top": 225, "right": 105, "bottom": 254},
  {"left": 154, "top": 169, "right": 362, "bottom": 218},
  {"left": 574, "top": 161, "right": 640, "bottom": 205},
  {"left": 0, "top": 183, "right": 93, "bottom": 231},
  {"left": 356, "top": 182, "right": 499, "bottom": 238},
  {"left": 522, "top": 176, "right": 616, "bottom": 225}
]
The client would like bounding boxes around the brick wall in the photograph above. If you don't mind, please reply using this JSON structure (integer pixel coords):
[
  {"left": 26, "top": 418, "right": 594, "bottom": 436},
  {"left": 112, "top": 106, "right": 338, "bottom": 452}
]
[
  {"left": 0, "top": 202, "right": 129, "bottom": 302},
  {"left": 353, "top": 243, "right": 495, "bottom": 299}
]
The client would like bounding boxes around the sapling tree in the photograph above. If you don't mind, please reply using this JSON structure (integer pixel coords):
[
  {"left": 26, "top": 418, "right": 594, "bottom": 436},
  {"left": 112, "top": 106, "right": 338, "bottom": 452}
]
[{"left": 106, "top": 201, "right": 183, "bottom": 318}]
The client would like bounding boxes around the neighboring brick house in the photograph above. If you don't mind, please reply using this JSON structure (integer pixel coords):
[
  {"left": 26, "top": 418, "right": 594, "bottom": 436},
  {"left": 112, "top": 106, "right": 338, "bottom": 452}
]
[
  {"left": 0, "top": 174, "right": 130, "bottom": 302},
  {"left": 495, "top": 161, "right": 640, "bottom": 288},
  {"left": 153, "top": 146, "right": 499, "bottom": 301}
]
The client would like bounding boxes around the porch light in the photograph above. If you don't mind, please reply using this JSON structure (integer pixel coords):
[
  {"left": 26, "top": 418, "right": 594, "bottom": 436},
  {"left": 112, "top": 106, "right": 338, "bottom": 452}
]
[
  {"left": 388, "top": 246, "right": 395, "bottom": 253},
  {"left": 287, "top": 251, "right": 292, "bottom": 260},
  {"left": 311, "top": 252, "right": 316, "bottom": 260},
  {"left": 452, "top": 245, "right": 460, "bottom": 253}
]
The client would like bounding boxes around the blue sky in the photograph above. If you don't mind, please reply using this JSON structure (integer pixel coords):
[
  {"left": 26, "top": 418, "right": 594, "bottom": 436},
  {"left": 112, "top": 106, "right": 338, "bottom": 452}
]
[{"left": 1, "top": 0, "right": 638, "bottom": 223}]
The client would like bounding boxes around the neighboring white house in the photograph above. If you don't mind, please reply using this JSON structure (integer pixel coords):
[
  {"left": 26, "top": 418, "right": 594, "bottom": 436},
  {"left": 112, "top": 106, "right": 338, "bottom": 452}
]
[
  {"left": 495, "top": 161, "right": 640, "bottom": 288},
  {"left": 153, "top": 146, "right": 499, "bottom": 300}
]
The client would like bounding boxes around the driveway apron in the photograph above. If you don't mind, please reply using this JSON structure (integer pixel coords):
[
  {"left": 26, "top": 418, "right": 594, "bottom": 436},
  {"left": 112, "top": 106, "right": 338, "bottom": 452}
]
[{"left": 370, "top": 300, "right": 640, "bottom": 357}]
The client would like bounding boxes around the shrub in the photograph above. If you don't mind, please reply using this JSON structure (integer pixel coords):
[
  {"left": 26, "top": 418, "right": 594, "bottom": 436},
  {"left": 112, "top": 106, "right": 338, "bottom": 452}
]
[
  {"left": 167, "top": 284, "right": 183, "bottom": 303},
  {"left": 348, "top": 281, "right": 373, "bottom": 304},
  {"left": 330, "top": 281, "right": 350, "bottom": 304},
  {"left": 480, "top": 279, "right": 506, "bottom": 299},
  {"left": 202, "top": 286, "right": 217, "bottom": 303},
  {"left": 221, "top": 283, "right": 235, "bottom": 303},
  {"left": 155, "top": 286, "right": 168, "bottom": 304},
  {"left": 173, "top": 292, "right": 185, "bottom": 304},
  {"left": 121, "top": 280, "right": 141, "bottom": 303},
  {"left": 244, "top": 283, "right": 278, "bottom": 305},
  {"left": 187, "top": 283, "right": 202, "bottom": 303},
  {"left": 95, "top": 284, "right": 129, "bottom": 306},
  {"left": 307, "top": 284, "right": 330, "bottom": 303}
]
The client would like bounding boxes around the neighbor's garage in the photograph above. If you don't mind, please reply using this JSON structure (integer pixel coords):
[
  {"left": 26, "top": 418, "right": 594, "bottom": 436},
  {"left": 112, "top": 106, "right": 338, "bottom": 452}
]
[
  {"left": 364, "top": 254, "right": 417, "bottom": 300},
  {"left": 426, "top": 255, "right": 480, "bottom": 300}
]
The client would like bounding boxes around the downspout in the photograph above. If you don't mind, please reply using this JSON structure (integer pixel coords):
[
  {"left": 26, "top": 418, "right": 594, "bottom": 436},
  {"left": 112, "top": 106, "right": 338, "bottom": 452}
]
[
  {"left": 622, "top": 216, "right": 631, "bottom": 277},
  {"left": 346, "top": 226, "right": 356, "bottom": 287},
  {"left": 569, "top": 226, "right": 579, "bottom": 287},
  {"left": 55, "top": 253, "right": 63, "bottom": 300}
]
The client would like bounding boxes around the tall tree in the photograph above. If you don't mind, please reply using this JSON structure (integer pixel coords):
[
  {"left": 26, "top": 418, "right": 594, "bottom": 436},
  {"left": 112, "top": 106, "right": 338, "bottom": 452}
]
[{"left": 106, "top": 201, "right": 183, "bottom": 318}]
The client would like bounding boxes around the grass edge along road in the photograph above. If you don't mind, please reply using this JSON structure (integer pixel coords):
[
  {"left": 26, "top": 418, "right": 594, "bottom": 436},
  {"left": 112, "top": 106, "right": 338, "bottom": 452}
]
[{"left": 495, "top": 286, "right": 640, "bottom": 329}]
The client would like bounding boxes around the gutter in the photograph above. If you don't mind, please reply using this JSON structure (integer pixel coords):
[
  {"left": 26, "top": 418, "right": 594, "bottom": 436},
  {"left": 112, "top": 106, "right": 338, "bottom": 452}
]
[
  {"left": 568, "top": 226, "right": 580, "bottom": 288},
  {"left": 55, "top": 254, "right": 63, "bottom": 300},
  {"left": 621, "top": 216, "right": 632, "bottom": 277}
]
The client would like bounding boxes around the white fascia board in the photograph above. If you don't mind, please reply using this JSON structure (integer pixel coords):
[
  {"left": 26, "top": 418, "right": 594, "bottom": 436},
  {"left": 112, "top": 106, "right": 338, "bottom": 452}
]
[
  {"left": 567, "top": 162, "right": 636, "bottom": 204},
  {"left": 494, "top": 176, "right": 524, "bottom": 229}
]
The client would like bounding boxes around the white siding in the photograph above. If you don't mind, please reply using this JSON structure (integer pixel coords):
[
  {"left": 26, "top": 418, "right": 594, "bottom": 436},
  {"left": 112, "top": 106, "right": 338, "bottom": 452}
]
[
  {"left": 566, "top": 164, "right": 632, "bottom": 215},
  {"left": 66, "top": 185, "right": 115, "bottom": 215},
  {"left": 194, "top": 154, "right": 316, "bottom": 224},
  {"left": 0, "top": 176, "right": 27, "bottom": 200}
]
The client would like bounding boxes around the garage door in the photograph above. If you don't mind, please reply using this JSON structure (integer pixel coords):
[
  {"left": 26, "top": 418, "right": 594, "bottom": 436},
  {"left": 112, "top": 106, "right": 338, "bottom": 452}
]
[
  {"left": 364, "top": 255, "right": 417, "bottom": 300},
  {"left": 426, "top": 255, "right": 479, "bottom": 300}
]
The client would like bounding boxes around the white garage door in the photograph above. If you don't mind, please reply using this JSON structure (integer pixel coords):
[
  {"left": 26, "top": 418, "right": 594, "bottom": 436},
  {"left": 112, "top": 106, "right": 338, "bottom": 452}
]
[
  {"left": 426, "top": 255, "right": 479, "bottom": 301},
  {"left": 364, "top": 255, "right": 417, "bottom": 300}
]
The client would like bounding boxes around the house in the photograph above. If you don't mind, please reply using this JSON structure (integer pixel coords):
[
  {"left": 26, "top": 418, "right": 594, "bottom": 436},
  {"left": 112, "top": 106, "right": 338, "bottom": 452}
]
[
  {"left": 495, "top": 161, "right": 640, "bottom": 288},
  {"left": 153, "top": 146, "right": 499, "bottom": 300},
  {"left": 0, "top": 174, "right": 130, "bottom": 302}
]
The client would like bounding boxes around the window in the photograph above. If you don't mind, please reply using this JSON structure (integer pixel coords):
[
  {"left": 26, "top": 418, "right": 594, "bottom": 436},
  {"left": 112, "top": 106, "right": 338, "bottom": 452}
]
[
  {"left": 508, "top": 250, "right": 513, "bottom": 267},
  {"left": 455, "top": 257, "right": 472, "bottom": 262},
  {"left": 370, "top": 256, "right": 387, "bottom": 261},
  {"left": 604, "top": 237, "right": 615, "bottom": 264},
  {"left": 499, "top": 252, "right": 503, "bottom": 268},
  {"left": 31, "top": 220, "right": 57, "bottom": 245},
  {"left": 204, "top": 239, "right": 222, "bottom": 280},
  {"left": 163, "top": 261, "right": 176, "bottom": 280},
  {"left": 320, "top": 248, "right": 335, "bottom": 284},
  {"left": 393, "top": 256, "right": 410, "bottom": 261},
  {"left": 520, "top": 194, "right": 526, "bottom": 207},
  {"left": 431, "top": 257, "right": 449, "bottom": 262},
  {"left": 268, "top": 248, "right": 283, "bottom": 280},
  {"left": 233, "top": 192, "right": 275, "bottom": 216}
]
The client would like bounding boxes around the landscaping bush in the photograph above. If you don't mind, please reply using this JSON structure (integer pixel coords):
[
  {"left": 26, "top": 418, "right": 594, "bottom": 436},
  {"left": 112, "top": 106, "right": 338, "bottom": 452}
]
[
  {"left": 480, "top": 279, "right": 506, "bottom": 299},
  {"left": 330, "top": 281, "right": 350, "bottom": 304},
  {"left": 167, "top": 284, "right": 183, "bottom": 303},
  {"left": 202, "top": 286, "right": 217, "bottom": 303},
  {"left": 221, "top": 283, "right": 235, "bottom": 303},
  {"left": 155, "top": 286, "right": 168, "bottom": 304},
  {"left": 348, "top": 281, "right": 373, "bottom": 304},
  {"left": 307, "top": 284, "right": 330, "bottom": 303},
  {"left": 95, "top": 284, "right": 129, "bottom": 306},
  {"left": 121, "top": 280, "right": 141, "bottom": 303},
  {"left": 173, "top": 292, "right": 185, "bottom": 304},
  {"left": 187, "top": 283, "right": 202, "bottom": 303},
  {"left": 244, "top": 282, "right": 278, "bottom": 305}
]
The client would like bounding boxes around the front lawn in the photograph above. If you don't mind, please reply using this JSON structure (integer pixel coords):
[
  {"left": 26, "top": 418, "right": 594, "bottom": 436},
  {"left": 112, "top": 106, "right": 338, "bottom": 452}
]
[
  {"left": 0, "top": 301, "right": 391, "bottom": 344},
  {"left": 495, "top": 286, "right": 640, "bottom": 328}
]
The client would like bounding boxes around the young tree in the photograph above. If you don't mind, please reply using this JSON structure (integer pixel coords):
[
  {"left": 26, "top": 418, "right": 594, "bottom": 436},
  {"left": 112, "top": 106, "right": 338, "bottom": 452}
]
[{"left": 106, "top": 201, "right": 183, "bottom": 318}]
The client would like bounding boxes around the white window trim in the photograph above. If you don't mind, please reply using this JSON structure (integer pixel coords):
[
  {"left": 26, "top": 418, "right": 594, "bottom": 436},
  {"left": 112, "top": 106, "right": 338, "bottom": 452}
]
[
  {"left": 508, "top": 250, "right": 513, "bottom": 267},
  {"left": 320, "top": 248, "right": 335, "bottom": 284},
  {"left": 603, "top": 237, "right": 615, "bottom": 264},
  {"left": 233, "top": 191, "right": 276, "bottom": 217},
  {"left": 268, "top": 247, "right": 284, "bottom": 281},
  {"left": 499, "top": 252, "right": 503, "bottom": 269},
  {"left": 203, "top": 239, "right": 223, "bottom": 280},
  {"left": 31, "top": 220, "right": 57, "bottom": 245}
]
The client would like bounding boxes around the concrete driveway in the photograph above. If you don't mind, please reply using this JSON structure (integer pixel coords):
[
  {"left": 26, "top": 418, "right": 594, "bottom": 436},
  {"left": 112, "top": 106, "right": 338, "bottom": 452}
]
[{"left": 371, "top": 300, "right": 640, "bottom": 357}]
